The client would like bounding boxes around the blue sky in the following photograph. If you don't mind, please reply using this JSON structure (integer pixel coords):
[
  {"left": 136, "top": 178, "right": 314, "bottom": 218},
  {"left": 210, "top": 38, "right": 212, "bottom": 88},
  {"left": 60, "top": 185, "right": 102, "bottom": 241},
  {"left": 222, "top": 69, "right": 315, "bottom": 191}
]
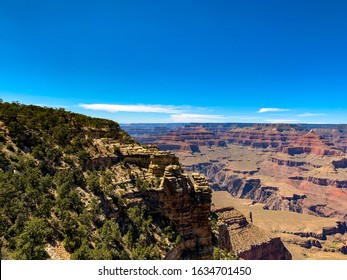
[{"left": 1, "top": 0, "right": 347, "bottom": 123}]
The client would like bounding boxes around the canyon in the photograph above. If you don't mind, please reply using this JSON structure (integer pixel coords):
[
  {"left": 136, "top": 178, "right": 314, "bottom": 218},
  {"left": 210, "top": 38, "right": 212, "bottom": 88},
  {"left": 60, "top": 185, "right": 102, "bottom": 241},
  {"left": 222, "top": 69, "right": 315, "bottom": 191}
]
[
  {"left": 1, "top": 103, "right": 293, "bottom": 260},
  {"left": 123, "top": 123, "right": 347, "bottom": 259}
]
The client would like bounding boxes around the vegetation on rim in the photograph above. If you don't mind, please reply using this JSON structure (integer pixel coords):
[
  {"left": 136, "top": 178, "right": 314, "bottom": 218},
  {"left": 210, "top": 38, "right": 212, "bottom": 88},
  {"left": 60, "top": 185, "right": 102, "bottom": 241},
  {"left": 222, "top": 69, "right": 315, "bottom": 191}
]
[
  {"left": 0, "top": 101, "right": 235, "bottom": 260},
  {"left": 0, "top": 101, "right": 173, "bottom": 259}
]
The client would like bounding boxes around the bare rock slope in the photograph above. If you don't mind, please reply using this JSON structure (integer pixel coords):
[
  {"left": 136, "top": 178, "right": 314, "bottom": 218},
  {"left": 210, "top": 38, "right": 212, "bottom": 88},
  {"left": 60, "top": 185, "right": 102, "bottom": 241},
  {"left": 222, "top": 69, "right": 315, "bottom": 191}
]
[{"left": 213, "top": 206, "right": 291, "bottom": 260}]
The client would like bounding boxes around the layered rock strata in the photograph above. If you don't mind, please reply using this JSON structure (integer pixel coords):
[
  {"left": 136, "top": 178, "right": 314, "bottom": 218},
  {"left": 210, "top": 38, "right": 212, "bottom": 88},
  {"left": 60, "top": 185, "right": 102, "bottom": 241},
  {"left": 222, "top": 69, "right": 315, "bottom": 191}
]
[
  {"left": 123, "top": 123, "right": 347, "bottom": 155},
  {"left": 213, "top": 206, "right": 292, "bottom": 260},
  {"left": 119, "top": 145, "right": 213, "bottom": 259}
]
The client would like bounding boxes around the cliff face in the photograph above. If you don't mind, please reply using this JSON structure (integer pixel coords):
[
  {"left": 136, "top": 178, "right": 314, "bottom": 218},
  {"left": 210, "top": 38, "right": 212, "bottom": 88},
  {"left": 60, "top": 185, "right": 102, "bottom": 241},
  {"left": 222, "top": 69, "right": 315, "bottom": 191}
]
[
  {"left": 213, "top": 206, "right": 292, "bottom": 260},
  {"left": 293, "top": 176, "right": 347, "bottom": 188},
  {"left": 0, "top": 103, "right": 213, "bottom": 260},
  {"left": 121, "top": 146, "right": 213, "bottom": 259},
  {"left": 94, "top": 144, "right": 213, "bottom": 259},
  {"left": 152, "top": 169, "right": 212, "bottom": 259},
  {"left": 283, "top": 132, "right": 343, "bottom": 157},
  {"left": 123, "top": 123, "right": 347, "bottom": 259},
  {"left": 123, "top": 123, "right": 347, "bottom": 155},
  {"left": 213, "top": 177, "right": 306, "bottom": 213}
]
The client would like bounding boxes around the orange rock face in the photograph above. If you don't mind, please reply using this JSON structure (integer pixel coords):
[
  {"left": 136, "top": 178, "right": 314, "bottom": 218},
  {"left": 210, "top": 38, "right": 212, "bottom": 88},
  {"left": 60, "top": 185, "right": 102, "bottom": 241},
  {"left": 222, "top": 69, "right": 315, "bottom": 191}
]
[
  {"left": 123, "top": 123, "right": 347, "bottom": 156},
  {"left": 123, "top": 123, "right": 347, "bottom": 224},
  {"left": 283, "top": 131, "right": 343, "bottom": 156}
]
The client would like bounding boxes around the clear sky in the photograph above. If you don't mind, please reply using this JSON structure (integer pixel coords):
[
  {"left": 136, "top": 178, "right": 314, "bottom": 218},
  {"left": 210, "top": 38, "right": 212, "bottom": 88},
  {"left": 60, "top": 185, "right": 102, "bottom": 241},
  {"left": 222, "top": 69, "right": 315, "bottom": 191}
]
[{"left": 1, "top": 0, "right": 346, "bottom": 123}]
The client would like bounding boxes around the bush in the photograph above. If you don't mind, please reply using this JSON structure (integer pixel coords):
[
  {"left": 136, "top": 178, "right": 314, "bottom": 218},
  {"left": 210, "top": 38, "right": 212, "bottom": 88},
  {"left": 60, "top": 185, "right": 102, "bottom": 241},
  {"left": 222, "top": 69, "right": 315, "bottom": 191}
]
[{"left": 13, "top": 218, "right": 52, "bottom": 259}]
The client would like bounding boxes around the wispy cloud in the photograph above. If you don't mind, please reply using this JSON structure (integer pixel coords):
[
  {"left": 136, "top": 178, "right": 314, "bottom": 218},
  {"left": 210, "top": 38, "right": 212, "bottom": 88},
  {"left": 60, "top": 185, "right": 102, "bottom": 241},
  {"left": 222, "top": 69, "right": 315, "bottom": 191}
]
[
  {"left": 170, "top": 114, "right": 227, "bottom": 123},
  {"left": 266, "top": 119, "right": 298, "bottom": 123},
  {"left": 258, "top": 108, "right": 290, "bottom": 113},
  {"left": 79, "top": 103, "right": 270, "bottom": 123},
  {"left": 297, "top": 113, "right": 327, "bottom": 117},
  {"left": 79, "top": 103, "right": 188, "bottom": 114}
]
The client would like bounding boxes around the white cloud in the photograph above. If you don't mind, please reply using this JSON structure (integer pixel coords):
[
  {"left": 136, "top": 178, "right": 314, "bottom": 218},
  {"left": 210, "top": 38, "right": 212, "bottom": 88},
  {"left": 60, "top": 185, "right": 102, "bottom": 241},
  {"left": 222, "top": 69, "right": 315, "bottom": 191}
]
[
  {"left": 258, "top": 108, "right": 290, "bottom": 113},
  {"left": 297, "top": 113, "right": 327, "bottom": 117},
  {"left": 266, "top": 119, "right": 298, "bottom": 123},
  {"left": 79, "top": 103, "right": 274, "bottom": 123},
  {"left": 79, "top": 103, "right": 187, "bottom": 114},
  {"left": 170, "top": 114, "right": 227, "bottom": 123}
]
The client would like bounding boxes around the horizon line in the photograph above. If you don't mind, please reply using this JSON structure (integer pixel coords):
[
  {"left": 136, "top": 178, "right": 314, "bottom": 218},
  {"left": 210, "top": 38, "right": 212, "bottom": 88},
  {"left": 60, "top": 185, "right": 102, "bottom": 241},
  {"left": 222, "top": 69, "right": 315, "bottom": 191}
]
[{"left": 120, "top": 122, "right": 345, "bottom": 125}]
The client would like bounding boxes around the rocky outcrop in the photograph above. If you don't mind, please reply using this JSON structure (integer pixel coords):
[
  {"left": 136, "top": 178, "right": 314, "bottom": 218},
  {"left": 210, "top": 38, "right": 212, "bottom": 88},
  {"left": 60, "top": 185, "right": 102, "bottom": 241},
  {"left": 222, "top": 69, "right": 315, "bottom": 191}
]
[
  {"left": 0, "top": 103, "right": 220, "bottom": 260},
  {"left": 290, "top": 176, "right": 347, "bottom": 188},
  {"left": 214, "top": 207, "right": 292, "bottom": 260},
  {"left": 148, "top": 152, "right": 180, "bottom": 177},
  {"left": 154, "top": 143, "right": 201, "bottom": 153},
  {"left": 307, "top": 177, "right": 347, "bottom": 188},
  {"left": 238, "top": 238, "right": 292, "bottom": 260},
  {"left": 281, "top": 222, "right": 347, "bottom": 241},
  {"left": 299, "top": 239, "right": 322, "bottom": 249},
  {"left": 283, "top": 132, "right": 343, "bottom": 156},
  {"left": 285, "top": 238, "right": 322, "bottom": 249},
  {"left": 151, "top": 168, "right": 213, "bottom": 259},
  {"left": 271, "top": 157, "right": 322, "bottom": 168},
  {"left": 217, "top": 223, "right": 232, "bottom": 252},
  {"left": 284, "top": 146, "right": 342, "bottom": 157},
  {"left": 271, "top": 157, "right": 306, "bottom": 167},
  {"left": 118, "top": 146, "right": 213, "bottom": 259},
  {"left": 322, "top": 222, "right": 347, "bottom": 236},
  {"left": 212, "top": 177, "right": 306, "bottom": 213}
]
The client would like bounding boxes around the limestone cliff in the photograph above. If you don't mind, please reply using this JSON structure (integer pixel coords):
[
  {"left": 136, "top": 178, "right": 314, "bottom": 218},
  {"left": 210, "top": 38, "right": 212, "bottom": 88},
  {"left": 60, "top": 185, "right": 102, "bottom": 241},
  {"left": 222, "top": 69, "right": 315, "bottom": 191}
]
[
  {"left": 120, "top": 145, "right": 213, "bottom": 259},
  {"left": 213, "top": 206, "right": 292, "bottom": 260},
  {"left": 150, "top": 169, "right": 212, "bottom": 259}
]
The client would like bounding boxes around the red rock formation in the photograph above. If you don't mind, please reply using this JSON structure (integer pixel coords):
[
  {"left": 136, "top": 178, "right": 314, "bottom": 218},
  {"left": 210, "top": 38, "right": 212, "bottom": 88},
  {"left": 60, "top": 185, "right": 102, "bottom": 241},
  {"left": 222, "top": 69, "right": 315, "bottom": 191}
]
[
  {"left": 123, "top": 123, "right": 347, "bottom": 155},
  {"left": 291, "top": 176, "right": 347, "bottom": 188},
  {"left": 123, "top": 123, "right": 347, "bottom": 224},
  {"left": 284, "top": 131, "right": 343, "bottom": 156}
]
